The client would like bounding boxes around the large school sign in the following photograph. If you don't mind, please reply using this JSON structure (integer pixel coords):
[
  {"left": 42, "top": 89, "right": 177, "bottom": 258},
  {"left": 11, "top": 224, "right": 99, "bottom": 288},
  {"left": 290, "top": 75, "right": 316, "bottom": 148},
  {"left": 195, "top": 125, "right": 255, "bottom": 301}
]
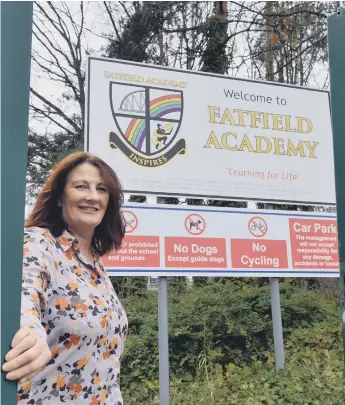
[
  {"left": 102, "top": 204, "right": 339, "bottom": 278},
  {"left": 86, "top": 57, "right": 335, "bottom": 205}
]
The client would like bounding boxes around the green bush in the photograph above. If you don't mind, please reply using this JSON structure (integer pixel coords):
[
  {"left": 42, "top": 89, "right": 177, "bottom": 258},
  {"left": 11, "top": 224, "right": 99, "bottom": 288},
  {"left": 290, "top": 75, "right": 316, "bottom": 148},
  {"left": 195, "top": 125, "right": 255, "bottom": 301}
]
[{"left": 120, "top": 280, "right": 344, "bottom": 405}]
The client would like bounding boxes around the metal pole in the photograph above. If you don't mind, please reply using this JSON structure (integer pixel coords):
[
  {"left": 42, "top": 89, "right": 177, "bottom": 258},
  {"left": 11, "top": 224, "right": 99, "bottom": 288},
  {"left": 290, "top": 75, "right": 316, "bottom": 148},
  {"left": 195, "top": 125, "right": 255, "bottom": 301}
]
[
  {"left": 156, "top": 197, "right": 170, "bottom": 405},
  {"left": 263, "top": 3, "right": 285, "bottom": 370},
  {"left": 328, "top": 10, "right": 345, "bottom": 366},
  {"left": 270, "top": 277, "right": 285, "bottom": 371},
  {"left": 1, "top": 2, "right": 33, "bottom": 403},
  {"left": 264, "top": 203, "right": 285, "bottom": 370},
  {"left": 158, "top": 276, "right": 170, "bottom": 405}
]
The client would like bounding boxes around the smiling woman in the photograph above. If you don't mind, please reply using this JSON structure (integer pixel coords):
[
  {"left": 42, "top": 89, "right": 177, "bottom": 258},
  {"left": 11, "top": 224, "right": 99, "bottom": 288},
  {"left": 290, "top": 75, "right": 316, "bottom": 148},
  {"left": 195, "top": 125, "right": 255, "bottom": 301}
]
[
  {"left": 2, "top": 152, "right": 128, "bottom": 405},
  {"left": 26, "top": 152, "right": 125, "bottom": 255},
  {"left": 60, "top": 163, "right": 111, "bottom": 261}
]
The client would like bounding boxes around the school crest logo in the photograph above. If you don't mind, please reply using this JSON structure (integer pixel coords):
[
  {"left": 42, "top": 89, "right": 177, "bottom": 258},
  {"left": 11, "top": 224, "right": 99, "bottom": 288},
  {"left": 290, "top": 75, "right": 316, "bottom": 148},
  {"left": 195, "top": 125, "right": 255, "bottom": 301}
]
[{"left": 109, "top": 82, "right": 186, "bottom": 167}]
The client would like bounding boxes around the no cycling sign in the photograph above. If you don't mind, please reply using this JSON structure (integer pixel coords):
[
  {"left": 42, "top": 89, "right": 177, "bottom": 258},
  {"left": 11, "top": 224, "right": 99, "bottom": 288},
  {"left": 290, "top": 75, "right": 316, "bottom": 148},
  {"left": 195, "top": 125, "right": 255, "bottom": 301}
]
[{"left": 248, "top": 217, "right": 268, "bottom": 238}]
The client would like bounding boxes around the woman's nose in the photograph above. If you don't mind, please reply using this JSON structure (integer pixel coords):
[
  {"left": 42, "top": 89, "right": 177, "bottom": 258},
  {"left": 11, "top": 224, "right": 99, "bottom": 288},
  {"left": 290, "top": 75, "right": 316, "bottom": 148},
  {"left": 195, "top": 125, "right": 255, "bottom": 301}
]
[{"left": 85, "top": 187, "right": 99, "bottom": 200}]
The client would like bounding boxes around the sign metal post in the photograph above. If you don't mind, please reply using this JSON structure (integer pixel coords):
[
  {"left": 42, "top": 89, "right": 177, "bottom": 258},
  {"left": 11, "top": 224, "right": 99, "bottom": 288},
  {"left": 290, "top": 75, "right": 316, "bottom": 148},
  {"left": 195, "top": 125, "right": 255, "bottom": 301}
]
[
  {"left": 0, "top": 2, "right": 33, "bottom": 403},
  {"left": 328, "top": 10, "right": 345, "bottom": 365}
]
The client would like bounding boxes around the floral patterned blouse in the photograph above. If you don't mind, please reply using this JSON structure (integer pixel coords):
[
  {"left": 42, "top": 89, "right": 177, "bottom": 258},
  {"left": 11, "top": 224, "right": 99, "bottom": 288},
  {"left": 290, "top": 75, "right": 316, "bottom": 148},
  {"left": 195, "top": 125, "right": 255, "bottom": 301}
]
[{"left": 17, "top": 227, "right": 128, "bottom": 405}]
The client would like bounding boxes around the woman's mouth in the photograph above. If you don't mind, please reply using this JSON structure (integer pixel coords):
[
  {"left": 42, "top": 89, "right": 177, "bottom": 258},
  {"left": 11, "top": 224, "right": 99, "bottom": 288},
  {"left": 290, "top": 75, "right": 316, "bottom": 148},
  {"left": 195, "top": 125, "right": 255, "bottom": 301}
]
[{"left": 79, "top": 206, "right": 99, "bottom": 212}]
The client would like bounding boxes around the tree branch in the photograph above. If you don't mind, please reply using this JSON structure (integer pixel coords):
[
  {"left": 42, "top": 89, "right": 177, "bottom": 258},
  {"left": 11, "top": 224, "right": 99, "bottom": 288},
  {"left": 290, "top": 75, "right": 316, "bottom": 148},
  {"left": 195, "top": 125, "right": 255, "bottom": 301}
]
[
  {"left": 103, "top": 1, "right": 121, "bottom": 41},
  {"left": 30, "top": 87, "right": 81, "bottom": 133}
]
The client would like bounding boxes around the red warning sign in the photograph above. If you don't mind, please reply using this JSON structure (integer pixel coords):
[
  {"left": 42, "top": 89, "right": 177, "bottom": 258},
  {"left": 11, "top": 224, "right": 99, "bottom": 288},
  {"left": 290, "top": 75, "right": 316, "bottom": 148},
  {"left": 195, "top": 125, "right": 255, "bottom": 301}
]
[
  {"left": 231, "top": 239, "right": 288, "bottom": 269},
  {"left": 165, "top": 237, "right": 226, "bottom": 268},
  {"left": 184, "top": 214, "right": 206, "bottom": 235},
  {"left": 289, "top": 218, "right": 339, "bottom": 269},
  {"left": 248, "top": 216, "right": 268, "bottom": 238},
  {"left": 102, "top": 235, "right": 160, "bottom": 267},
  {"left": 122, "top": 210, "right": 138, "bottom": 234}
]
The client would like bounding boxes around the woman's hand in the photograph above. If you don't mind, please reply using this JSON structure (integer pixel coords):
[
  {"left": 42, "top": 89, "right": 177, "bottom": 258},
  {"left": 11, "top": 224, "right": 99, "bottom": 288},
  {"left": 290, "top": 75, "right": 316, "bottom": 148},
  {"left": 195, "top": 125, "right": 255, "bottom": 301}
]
[{"left": 2, "top": 327, "right": 51, "bottom": 384}]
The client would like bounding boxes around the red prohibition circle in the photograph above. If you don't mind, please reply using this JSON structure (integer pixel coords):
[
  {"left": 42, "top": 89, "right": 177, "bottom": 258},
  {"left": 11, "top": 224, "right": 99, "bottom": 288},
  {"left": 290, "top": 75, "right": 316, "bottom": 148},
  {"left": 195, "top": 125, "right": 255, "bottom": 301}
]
[
  {"left": 122, "top": 210, "right": 138, "bottom": 234},
  {"left": 248, "top": 216, "right": 268, "bottom": 238},
  {"left": 184, "top": 213, "right": 206, "bottom": 235}
]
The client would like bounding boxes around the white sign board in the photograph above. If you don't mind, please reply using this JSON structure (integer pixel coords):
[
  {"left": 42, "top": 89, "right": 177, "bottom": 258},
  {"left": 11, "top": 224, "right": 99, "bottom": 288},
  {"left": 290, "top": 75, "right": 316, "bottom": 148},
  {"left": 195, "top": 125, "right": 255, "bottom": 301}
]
[
  {"left": 87, "top": 57, "right": 335, "bottom": 205},
  {"left": 102, "top": 204, "right": 339, "bottom": 277}
]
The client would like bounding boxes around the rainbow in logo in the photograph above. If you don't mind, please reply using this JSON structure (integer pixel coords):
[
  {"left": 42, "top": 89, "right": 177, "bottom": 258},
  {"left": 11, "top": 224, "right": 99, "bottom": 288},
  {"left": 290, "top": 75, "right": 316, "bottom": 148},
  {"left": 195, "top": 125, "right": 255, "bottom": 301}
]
[
  {"left": 150, "top": 94, "right": 182, "bottom": 118},
  {"left": 125, "top": 119, "right": 146, "bottom": 150}
]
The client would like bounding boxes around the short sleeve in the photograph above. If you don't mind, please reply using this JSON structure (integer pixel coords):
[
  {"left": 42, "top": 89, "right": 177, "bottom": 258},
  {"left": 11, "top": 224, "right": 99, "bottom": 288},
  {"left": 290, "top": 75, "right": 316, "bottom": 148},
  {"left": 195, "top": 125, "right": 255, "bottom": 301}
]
[{"left": 20, "top": 227, "right": 53, "bottom": 341}]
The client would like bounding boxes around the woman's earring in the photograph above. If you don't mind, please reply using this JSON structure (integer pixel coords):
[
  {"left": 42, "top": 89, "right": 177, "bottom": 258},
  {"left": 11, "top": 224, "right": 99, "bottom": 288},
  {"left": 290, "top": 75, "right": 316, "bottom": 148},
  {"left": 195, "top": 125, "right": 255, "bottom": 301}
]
[{"left": 57, "top": 200, "right": 61, "bottom": 207}]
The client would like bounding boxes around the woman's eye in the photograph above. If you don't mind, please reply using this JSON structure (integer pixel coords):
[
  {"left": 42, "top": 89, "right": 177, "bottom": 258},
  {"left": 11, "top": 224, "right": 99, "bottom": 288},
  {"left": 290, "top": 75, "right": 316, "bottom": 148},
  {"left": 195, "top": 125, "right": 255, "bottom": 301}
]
[
  {"left": 98, "top": 187, "right": 108, "bottom": 193},
  {"left": 75, "top": 184, "right": 87, "bottom": 190}
]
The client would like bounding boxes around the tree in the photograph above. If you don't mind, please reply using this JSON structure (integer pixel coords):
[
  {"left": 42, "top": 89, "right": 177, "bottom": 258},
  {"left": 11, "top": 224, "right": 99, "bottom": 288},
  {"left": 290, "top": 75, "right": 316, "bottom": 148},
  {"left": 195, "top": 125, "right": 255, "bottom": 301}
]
[
  {"left": 27, "top": 130, "right": 82, "bottom": 200},
  {"left": 168, "top": 277, "right": 187, "bottom": 293},
  {"left": 240, "top": 1, "right": 340, "bottom": 86},
  {"left": 200, "top": 1, "right": 230, "bottom": 74},
  {"left": 112, "top": 276, "right": 148, "bottom": 300},
  {"left": 30, "top": 1, "right": 86, "bottom": 138},
  {"left": 104, "top": 1, "right": 176, "bottom": 64},
  {"left": 27, "top": 1, "right": 91, "bottom": 199}
]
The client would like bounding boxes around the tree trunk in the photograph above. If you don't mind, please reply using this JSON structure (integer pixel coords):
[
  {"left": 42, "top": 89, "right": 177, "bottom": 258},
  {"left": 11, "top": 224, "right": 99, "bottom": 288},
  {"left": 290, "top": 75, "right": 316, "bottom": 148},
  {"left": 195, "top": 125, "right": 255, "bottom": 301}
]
[{"left": 265, "top": 1, "right": 274, "bottom": 82}]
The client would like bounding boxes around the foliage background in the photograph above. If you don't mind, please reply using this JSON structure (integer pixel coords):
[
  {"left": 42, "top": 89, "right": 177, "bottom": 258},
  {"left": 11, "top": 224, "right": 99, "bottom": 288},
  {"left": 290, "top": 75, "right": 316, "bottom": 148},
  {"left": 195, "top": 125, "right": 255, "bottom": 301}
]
[
  {"left": 118, "top": 279, "right": 344, "bottom": 405},
  {"left": 116, "top": 279, "right": 345, "bottom": 405}
]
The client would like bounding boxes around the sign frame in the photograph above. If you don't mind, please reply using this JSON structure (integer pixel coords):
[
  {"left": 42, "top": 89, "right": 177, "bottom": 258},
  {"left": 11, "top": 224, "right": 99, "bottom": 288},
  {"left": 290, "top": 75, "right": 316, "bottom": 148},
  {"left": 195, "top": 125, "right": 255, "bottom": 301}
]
[{"left": 86, "top": 56, "right": 335, "bottom": 206}]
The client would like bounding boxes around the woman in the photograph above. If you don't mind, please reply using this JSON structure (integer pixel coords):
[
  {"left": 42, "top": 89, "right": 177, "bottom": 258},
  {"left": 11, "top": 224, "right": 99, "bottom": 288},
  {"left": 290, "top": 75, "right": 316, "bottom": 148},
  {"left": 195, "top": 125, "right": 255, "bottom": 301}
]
[{"left": 2, "top": 152, "right": 128, "bottom": 405}]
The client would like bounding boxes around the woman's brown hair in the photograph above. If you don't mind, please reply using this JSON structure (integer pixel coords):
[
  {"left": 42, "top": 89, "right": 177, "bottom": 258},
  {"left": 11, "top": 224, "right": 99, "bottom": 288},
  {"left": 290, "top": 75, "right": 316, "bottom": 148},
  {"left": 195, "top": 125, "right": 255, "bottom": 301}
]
[{"left": 26, "top": 152, "right": 125, "bottom": 255}]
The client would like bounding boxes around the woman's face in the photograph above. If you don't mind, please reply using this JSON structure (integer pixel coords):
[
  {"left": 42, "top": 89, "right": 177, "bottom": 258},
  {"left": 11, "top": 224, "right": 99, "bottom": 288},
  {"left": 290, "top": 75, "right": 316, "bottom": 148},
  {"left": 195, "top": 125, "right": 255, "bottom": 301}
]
[{"left": 60, "top": 163, "right": 110, "bottom": 234}]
